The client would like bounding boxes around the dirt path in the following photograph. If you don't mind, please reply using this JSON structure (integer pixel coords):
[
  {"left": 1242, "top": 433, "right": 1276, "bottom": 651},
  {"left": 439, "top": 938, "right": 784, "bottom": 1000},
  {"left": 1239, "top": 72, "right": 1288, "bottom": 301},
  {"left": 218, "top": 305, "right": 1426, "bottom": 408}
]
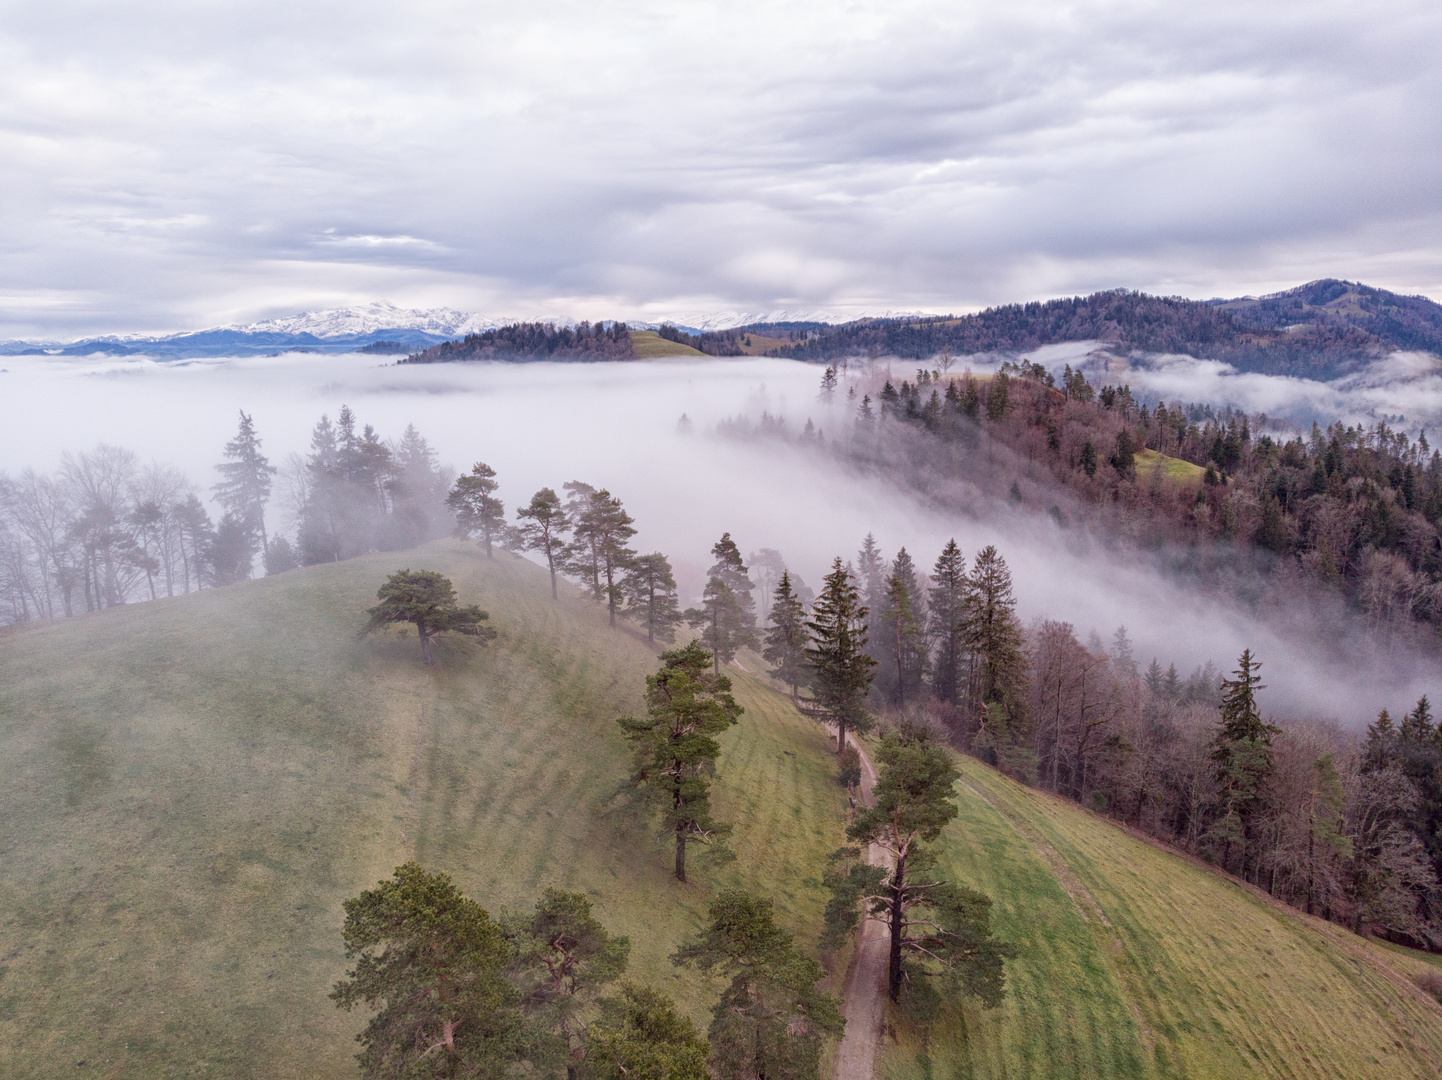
[{"left": 833, "top": 731, "right": 889, "bottom": 1080}]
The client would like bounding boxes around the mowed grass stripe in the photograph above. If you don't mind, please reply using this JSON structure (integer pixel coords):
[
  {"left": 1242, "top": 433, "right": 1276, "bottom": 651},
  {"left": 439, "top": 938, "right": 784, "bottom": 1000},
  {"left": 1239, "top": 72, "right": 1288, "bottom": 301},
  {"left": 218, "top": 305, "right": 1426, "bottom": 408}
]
[
  {"left": 0, "top": 541, "right": 847, "bottom": 1078},
  {"left": 946, "top": 757, "right": 1442, "bottom": 1079}
]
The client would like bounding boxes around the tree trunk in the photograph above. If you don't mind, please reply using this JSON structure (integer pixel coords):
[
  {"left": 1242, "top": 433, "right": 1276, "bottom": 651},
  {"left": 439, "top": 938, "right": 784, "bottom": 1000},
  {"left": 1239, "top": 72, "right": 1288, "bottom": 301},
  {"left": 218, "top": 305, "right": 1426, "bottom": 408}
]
[
  {"left": 420, "top": 624, "right": 434, "bottom": 665},
  {"left": 674, "top": 824, "right": 687, "bottom": 883},
  {"left": 837, "top": 716, "right": 847, "bottom": 755},
  {"left": 888, "top": 854, "right": 906, "bottom": 1002}
]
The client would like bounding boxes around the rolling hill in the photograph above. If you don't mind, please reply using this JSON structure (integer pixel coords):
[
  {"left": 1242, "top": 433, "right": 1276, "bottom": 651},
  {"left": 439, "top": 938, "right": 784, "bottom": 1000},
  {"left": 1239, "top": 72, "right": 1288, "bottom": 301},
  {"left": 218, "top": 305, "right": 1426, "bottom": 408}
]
[
  {"left": 880, "top": 757, "right": 1442, "bottom": 1080},
  {"left": 3, "top": 542, "right": 1441, "bottom": 1079},
  {"left": 0, "top": 542, "right": 847, "bottom": 1078}
]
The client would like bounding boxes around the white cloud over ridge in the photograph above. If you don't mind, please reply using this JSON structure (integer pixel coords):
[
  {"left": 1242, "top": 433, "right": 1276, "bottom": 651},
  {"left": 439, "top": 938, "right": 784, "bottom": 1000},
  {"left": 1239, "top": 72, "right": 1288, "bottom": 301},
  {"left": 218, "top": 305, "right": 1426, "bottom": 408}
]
[{"left": 2, "top": 1, "right": 1441, "bottom": 335}]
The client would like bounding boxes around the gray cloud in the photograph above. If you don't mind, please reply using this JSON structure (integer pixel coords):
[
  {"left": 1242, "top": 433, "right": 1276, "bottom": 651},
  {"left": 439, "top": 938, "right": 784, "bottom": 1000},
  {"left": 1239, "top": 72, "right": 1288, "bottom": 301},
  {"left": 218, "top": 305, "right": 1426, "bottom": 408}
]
[{"left": 2, "top": 0, "right": 1441, "bottom": 335}]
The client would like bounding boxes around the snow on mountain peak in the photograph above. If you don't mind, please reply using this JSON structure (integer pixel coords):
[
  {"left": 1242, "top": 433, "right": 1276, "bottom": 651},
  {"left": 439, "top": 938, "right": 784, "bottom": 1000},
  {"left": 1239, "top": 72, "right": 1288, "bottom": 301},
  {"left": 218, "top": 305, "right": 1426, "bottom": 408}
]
[{"left": 217, "top": 301, "right": 503, "bottom": 339}]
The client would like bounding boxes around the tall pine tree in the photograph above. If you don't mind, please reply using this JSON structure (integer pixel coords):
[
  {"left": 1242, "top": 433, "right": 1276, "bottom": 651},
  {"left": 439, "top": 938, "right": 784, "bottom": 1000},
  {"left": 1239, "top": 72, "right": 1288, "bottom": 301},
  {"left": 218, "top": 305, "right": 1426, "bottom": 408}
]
[
  {"left": 685, "top": 533, "right": 758, "bottom": 673},
  {"left": 617, "top": 642, "right": 742, "bottom": 882},
  {"left": 515, "top": 487, "right": 570, "bottom": 599},
  {"left": 448, "top": 462, "right": 506, "bottom": 558},
  {"left": 623, "top": 552, "right": 683, "bottom": 643},
  {"left": 964, "top": 545, "right": 1027, "bottom": 725}
]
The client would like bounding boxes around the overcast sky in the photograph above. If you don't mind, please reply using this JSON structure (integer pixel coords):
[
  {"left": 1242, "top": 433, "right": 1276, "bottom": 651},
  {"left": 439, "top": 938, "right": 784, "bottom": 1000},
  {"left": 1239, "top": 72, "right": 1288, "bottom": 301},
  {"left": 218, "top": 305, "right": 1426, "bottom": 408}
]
[{"left": 3, "top": 0, "right": 1440, "bottom": 337}]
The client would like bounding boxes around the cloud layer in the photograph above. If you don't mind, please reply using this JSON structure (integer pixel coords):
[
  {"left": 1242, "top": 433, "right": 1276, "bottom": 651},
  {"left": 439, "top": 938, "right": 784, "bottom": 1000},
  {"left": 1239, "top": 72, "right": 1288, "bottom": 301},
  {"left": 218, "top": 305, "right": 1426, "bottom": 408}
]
[{"left": 3, "top": 1, "right": 1441, "bottom": 335}]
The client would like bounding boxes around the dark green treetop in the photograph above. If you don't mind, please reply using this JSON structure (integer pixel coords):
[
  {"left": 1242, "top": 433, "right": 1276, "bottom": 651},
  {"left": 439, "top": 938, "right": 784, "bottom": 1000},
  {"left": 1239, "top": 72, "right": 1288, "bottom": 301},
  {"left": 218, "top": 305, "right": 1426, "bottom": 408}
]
[{"left": 361, "top": 568, "right": 495, "bottom": 665}]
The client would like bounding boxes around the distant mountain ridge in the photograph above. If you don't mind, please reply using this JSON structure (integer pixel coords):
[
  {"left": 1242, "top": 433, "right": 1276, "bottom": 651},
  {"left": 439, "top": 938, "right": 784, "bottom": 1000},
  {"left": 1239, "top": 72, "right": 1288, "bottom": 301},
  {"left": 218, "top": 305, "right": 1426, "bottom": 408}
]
[
  {"left": 775, "top": 280, "right": 1442, "bottom": 377},
  {"left": 3, "top": 281, "right": 1437, "bottom": 370}
]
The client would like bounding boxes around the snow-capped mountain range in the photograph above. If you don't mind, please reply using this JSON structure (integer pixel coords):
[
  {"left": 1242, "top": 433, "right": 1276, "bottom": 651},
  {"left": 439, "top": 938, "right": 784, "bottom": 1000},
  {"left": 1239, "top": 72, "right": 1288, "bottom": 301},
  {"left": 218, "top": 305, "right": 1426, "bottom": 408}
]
[{"left": 0, "top": 301, "right": 937, "bottom": 359}]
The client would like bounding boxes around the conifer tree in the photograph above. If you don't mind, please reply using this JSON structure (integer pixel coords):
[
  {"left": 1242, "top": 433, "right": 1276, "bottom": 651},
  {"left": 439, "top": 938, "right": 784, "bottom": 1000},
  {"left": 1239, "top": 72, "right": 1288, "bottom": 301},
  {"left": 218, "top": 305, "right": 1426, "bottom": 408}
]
[
  {"left": 762, "top": 570, "right": 809, "bottom": 698},
  {"left": 806, "top": 558, "right": 876, "bottom": 753},
  {"left": 824, "top": 730, "right": 1015, "bottom": 1005},
  {"left": 880, "top": 548, "right": 926, "bottom": 708},
  {"left": 570, "top": 488, "right": 637, "bottom": 624},
  {"left": 330, "top": 863, "right": 522, "bottom": 1075},
  {"left": 448, "top": 462, "right": 505, "bottom": 558},
  {"left": 585, "top": 985, "right": 709, "bottom": 1080},
  {"left": 964, "top": 545, "right": 1027, "bottom": 722},
  {"left": 1400, "top": 695, "right": 1435, "bottom": 747},
  {"left": 685, "top": 533, "right": 758, "bottom": 673},
  {"left": 623, "top": 552, "right": 683, "bottom": 644},
  {"left": 212, "top": 409, "right": 276, "bottom": 559},
  {"left": 514, "top": 487, "right": 570, "bottom": 598},
  {"left": 361, "top": 569, "right": 495, "bottom": 665},
  {"left": 617, "top": 641, "right": 742, "bottom": 882},
  {"left": 927, "top": 539, "right": 968, "bottom": 704},
  {"left": 1362, "top": 708, "right": 1399, "bottom": 772},
  {"left": 1209, "top": 650, "right": 1280, "bottom": 877},
  {"left": 1143, "top": 658, "right": 1165, "bottom": 698},
  {"left": 672, "top": 890, "right": 843, "bottom": 1080}
]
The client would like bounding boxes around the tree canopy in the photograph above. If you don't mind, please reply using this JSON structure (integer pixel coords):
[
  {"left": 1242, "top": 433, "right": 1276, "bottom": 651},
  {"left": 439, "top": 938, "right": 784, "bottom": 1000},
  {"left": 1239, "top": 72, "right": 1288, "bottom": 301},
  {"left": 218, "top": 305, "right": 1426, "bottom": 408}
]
[{"left": 361, "top": 568, "right": 495, "bottom": 665}]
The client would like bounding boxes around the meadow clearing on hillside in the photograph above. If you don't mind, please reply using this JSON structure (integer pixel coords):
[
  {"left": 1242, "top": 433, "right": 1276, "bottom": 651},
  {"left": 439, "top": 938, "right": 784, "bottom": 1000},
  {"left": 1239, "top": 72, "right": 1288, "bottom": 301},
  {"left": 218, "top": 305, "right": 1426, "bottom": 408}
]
[
  {"left": 0, "top": 542, "right": 847, "bottom": 1079},
  {"left": 880, "top": 757, "right": 1442, "bottom": 1080}
]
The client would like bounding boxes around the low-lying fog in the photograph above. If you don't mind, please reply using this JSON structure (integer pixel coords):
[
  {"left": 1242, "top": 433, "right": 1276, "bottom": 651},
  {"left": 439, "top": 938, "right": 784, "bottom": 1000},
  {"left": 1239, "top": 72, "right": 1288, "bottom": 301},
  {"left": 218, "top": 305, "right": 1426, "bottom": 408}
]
[{"left": 1, "top": 351, "right": 1433, "bottom": 725}]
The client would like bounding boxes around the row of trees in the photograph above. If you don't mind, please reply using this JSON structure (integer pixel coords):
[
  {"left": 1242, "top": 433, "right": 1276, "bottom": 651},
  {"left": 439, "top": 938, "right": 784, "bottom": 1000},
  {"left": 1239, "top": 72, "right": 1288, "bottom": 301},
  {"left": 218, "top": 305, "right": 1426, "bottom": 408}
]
[
  {"left": 0, "top": 407, "right": 458, "bottom": 625},
  {"left": 758, "top": 528, "right": 1442, "bottom": 949}
]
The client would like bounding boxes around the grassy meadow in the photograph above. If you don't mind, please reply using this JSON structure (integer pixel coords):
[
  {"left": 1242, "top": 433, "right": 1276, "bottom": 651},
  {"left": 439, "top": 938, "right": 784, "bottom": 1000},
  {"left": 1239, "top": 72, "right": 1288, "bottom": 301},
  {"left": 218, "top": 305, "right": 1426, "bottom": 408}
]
[
  {"left": 880, "top": 756, "right": 1442, "bottom": 1080},
  {"left": 629, "top": 330, "right": 708, "bottom": 358},
  {"left": 1135, "top": 448, "right": 1206, "bottom": 485},
  {"left": 0, "top": 541, "right": 848, "bottom": 1079}
]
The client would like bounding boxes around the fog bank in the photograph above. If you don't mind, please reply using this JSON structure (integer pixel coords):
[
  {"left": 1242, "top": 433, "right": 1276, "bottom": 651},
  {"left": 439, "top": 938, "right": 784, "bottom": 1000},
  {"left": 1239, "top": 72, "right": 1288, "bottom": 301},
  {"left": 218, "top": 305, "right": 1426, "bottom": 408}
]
[{"left": 0, "top": 352, "right": 1431, "bottom": 725}]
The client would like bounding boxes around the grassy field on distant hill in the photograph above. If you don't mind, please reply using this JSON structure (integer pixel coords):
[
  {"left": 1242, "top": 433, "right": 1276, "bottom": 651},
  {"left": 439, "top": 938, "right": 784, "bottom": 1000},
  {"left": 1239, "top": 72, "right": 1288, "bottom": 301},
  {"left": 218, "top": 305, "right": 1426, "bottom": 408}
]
[
  {"left": 880, "top": 757, "right": 1442, "bottom": 1080},
  {"left": 0, "top": 542, "right": 847, "bottom": 1079},
  {"left": 630, "top": 329, "right": 707, "bottom": 357},
  {"left": 1135, "top": 448, "right": 1206, "bottom": 485}
]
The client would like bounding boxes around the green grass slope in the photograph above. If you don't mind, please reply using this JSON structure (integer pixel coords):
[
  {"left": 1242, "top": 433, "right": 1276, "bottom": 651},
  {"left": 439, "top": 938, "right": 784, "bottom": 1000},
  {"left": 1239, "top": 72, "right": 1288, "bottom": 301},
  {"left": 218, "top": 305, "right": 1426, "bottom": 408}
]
[
  {"left": 630, "top": 330, "right": 708, "bottom": 357},
  {"left": 882, "top": 756, "right": 1442, "bottom": 1080},
  {"left": 0, "top": 541, "right": 848, "bottom": 1079}
]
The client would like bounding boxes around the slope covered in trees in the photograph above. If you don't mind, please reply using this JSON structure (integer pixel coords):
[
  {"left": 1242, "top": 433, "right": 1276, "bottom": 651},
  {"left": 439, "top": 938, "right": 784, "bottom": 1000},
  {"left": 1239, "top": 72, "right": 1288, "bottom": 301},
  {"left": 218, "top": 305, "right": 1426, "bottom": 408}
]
[
  {"left": 771, "top": 280, "right": 1442, "bottom": 377},
  {"left": 403, "top": 321, "right": 637, "bottom": 363}
]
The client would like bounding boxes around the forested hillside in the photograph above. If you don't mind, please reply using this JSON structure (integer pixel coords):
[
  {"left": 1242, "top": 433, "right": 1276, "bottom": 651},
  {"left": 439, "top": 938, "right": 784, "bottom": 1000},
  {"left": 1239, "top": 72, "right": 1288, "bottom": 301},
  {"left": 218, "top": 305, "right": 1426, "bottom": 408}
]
[
  {"left": 403, "top": 320, "right": 636, "bottom": 363},
  {"left": 771, "top": 280, "right": 1442, "bottom": 376}
]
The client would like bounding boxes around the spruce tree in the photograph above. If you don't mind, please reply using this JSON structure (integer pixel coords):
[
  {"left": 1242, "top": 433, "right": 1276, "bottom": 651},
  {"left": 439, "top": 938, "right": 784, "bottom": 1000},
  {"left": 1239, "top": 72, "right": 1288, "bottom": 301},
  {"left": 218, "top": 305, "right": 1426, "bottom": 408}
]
[
  {"left": 617, "top": 641, "right": 742, "bottom": 882},
  {"left": 964, "top": 545, "right": 1027, "bottom": 722},
  {"left": 514, "top": 487, "right": 570, "bottom": 599},
  {"left": 623, "top": 552, "right": 683, "bottom": 643},
  {"left": 762, "top": 570, "right": 809, "bottom": 698},
  {"left": 806, "top": 558, "right": 876, "bottom": 753},
  {"left": 927, "top": 540, "right": 968, "bottom": 704},
  {"left": 1400, "top": 695, "right": 1435, "bottom": 747},
  {"left": 1209, "top": 650, "right": 1279, "bottom": 878},
  {"left": 212, "top": 409, "right": 276, "bottom": 558},
  {"left": 448, "top": 462, "right": 506, "bottom": 558},
  {"left": 880, "top": 548, "right": 926, "bottom": 708}
]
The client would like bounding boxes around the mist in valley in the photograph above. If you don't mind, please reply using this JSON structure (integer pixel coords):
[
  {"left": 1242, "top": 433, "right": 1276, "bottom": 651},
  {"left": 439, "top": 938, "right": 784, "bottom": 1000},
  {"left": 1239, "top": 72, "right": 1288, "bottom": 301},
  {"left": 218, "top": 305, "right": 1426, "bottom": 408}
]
[{"left": 2, "top": 349, "right": 1433, "bottom": 726}]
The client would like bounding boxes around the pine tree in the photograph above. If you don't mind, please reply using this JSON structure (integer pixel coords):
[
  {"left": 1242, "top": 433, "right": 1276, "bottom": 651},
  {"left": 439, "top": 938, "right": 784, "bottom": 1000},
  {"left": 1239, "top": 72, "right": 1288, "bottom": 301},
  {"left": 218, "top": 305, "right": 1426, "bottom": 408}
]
[
  {"left": 927, "top": 540, "right": 968, "bottom": 704},
  {"left": 1213, "top": 649, "right": 1276, "bottom": 752},
  {"left": 685, "top": 534, "right": 758, "bottom": 673},
  {"left": 672, "top": 890, "right": 842, "bottom": 1080},
  {"left": 824, "top": 730, "right": 1015, "bottom": 1005},
  {"left": 212, "top": 410, "right": 276, "bottom": 559},
  {"left": 1143, "top": 658, "right": 1165, "bottom": 698},
  {"left": 1209, "top": 649, "right": 1279, "bottom": 878},
  {"left": 448, "top": 462, "right": 506, "bottom": 558},
  {"left": 806, "top": 558, "right": 876, "bottom": 753},
  {"left": 623, "top": 552, "right": 682, "bottom": 644},
  {"left": 360, "top": 569, "right": 496, "bottom": 665},
  {"left": 986, "top": 371, "right": 1010, "bottom": 421},
  {"left": 330, "top": 863, "right": 522, "bottom": 1075},
  {"left": 570, "top": 489, "right": 638, "bottom": 625},
  {"left": 617, "top": 641, "right": 742, "bottom": 882},
  {"left": 762, "top": 570, "right": 809, "bottom": 698},
  {"left": 585, "top": 985, "right": 709, "bottom": 1080},
  {"left": 515, "top": 487, "right": 570, "bottom": 599}
]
